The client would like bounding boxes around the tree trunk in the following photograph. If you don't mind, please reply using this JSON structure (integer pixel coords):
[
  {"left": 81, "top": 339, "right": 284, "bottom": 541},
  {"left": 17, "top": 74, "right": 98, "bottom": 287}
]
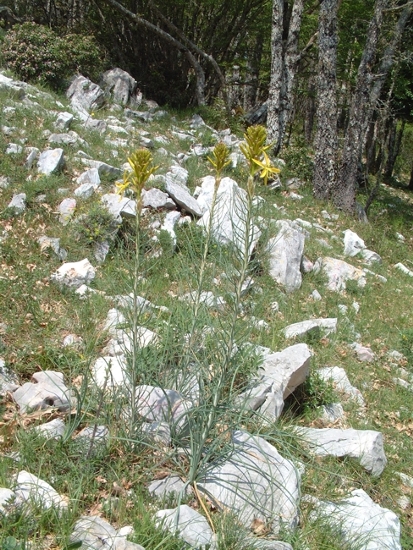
[
  {"left": 385, "top": 119, "right": 405, "bottom": 179},
  {"left": 267, "top": 0, "right": 284, "bottom": 151},
  {"left": 313, "top": 0, "right": 339, "bottom": 201},
  {"left": 333, "top": 0, "right": 411, "bottom": 211},
  {"left": 268, "top": 0, "right": 304, "bottom": 155},
  {"left": 244, "top": 34, "right": 264, "bottom": 111},
  {"left": 409, "top": 163, "right": 413, "bottom": 191}
]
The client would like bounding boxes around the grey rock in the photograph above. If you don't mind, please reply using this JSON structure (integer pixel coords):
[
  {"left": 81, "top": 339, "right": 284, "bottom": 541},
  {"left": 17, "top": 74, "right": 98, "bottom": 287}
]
[
  {"left": 161, "top": 210, "right": 181, "bottom": 247},
  {"left": 318, "top": 366, "right": 364, "bottom": 406},
  {"left": 240, "top": 343, "right": 311, "bottom": 420},
  {"left": 311, "top": 289, "right": 322, "bottom": 301},
  {"left": 77, "top": 168, "right": 101, "bottom": 186},
  {"left": 0, "top": 176, "right": 11, "bottom": 189},
  {"left": 6, "top": 143, "right": 23, "bottom": 154},
  {"left": 165, "top": 180, "right": 202, "bottom": 217},
  {"left": 55, "top": 111, "right": 73, "bottom": 131},
  {"left": 320, "top": 403, "right": 345, "bottom": 424},
  {"left": 134, "top": 385, "right": 192, "bottom": 433},
  {"left": 103, "top": 327, "right": 157, "bottom": 356},
  {"left": 25, "top": 147, "right": 39, "bottom": 168},
  {"left": 246, "top": 540, "right": 293, "bottom": 550},
  {"left": 197, "top": 176, "right": 261, "bottom": 257},
  {"left": 361, "top": 249, "right": 382, "bottom": 264},
  {"left": 85, "top": 118, "right": 108, "bottom": 132},
  {"left": 142, "top": 188, "right": 175, "bottom": 209},
  {"left": 74, "top": 182, "right": 96, "bottom": 199},
  {"left": 92, "top": 355, "right": 128, "bottom": 388},
  {"left": 34, "top": 418, "right": 65, "bottom": 439},
  {"left": 0, "top": 488, "right": 15, "bottom": 515},
  {"left": 310, "top": 489, "right": 401, "bottom": 550},
  {"left": 71, "top": 515, "right": 145, "bottom": 550},
  {"left": 141, "top": 421, "right": 171, "bottom": 446},
  {"left": 48, "top": 132, "right": 79, "bottom": 145},
  {"left": 198, "top": 431, "right": 300, "bottom": 534},
  {"left": 81, "top": 159, "right": 122, "bottom": 178},
  {"left": 314, "top": 257, "right": 366, "bottom": 292},
  {"left": 66, "top": 75, "right": 105, "bottom": 117},
  {"left": 343, "top": 229, "right": 365, "bottom": 257},
  {"left": 58, "top": 198, "right": 76, "bottom": 225},
  {"left": 397, "top": 472, "right": 413, "bottom": 488},
  {"left": 75, "top": 426, "right": 109, "bottom": 451},
  {"left": 8, "top": 193, "right": 26, "bottom": 213},
  {"left": 51, "top": 258, "right": 95, "bottom": 289},
  {"left": 14, "top": 471, "right": 67, "bottom": 510},
  {"left": 181, "top": 291, "right": 226, "bottom": 310},
  {"left": 351, "top": 343, "right": 375, "bottom": 362},
  {"left": 148, "top": 475, "right": 187, "bottom": 498},
  {"left": 296, "top": 427, "right": 387, "bottom": 476},
  {"left": 94, "top": 241, "right": 110, "bottom": 263},
  {"left": 12, "top": 371, "right": 75, "bottom": 413},
  {"left": 0, "top": 73, "right": 26, "bottom": 98},
  {"left": 267, "top": 220, "right": 305, "bottom": 293},
  {"left": 155, "top": 505, "right": 216, "bottom": 549},
  {"left": 124, "top": 109, "right": 152, "bottom": 122},
  {"left": 101, "top": 193, "right": 136, "bottom": 221},
  {"left": 0, "top": 360, "right": 19, "bottom": 396},
  {"left": 284, "top": 318, "right": 337, "bottom": 339},
  {"left": 38, "top": 148, "right": 65, "bottom": 175},
  {"left": 62, "top": 334, "right": 83, "bottom": 347}
]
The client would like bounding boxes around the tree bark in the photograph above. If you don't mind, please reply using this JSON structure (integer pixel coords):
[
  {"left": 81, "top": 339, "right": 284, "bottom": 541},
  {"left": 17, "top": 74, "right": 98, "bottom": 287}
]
[
  {"left": 385, "top": 118, "right": 405, "bottom": 179},
  {"left": 313, "top": 0, "right": 339, "bottom": 201},
  {"left": 103, "top": 0, "right": 206, "bottom": 105},
  {"left": 333, "top": 0, "right": 411, "bottom": 211},
  {"left": 267, "top": 0, "right": 304, "bottom": 155}
]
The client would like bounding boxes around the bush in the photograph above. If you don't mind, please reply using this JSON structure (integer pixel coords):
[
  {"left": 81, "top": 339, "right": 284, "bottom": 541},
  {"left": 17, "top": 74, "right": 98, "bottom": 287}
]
[{"left": 1, "top": 22, "right": 105, "bottom": 89}]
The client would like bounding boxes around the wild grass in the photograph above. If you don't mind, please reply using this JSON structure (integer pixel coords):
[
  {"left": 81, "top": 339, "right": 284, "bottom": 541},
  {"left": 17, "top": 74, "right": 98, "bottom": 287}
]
[{"left": 1, "top": 73, "right": 413, "bottom": 549}]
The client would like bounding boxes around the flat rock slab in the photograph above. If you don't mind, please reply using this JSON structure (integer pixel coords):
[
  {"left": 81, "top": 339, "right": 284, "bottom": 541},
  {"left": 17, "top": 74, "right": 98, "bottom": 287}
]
[
  {"left": 198, "top": 430, "right": 300, "bottom": 534},
  {"left": 284, "top": 318, "right": 337, "bottom": 339},
  {"left": 165, "top": 179, "right": 202, "bottom": 217},
  {"left": 101, "top": 193, "right": 136, "bottom": 221},
  {"left": 134, "top": 385, "right": 192, "bottom": 432},
  {"left": 296, "top": 427, "right": 387, "bottom": 476},
  {"left": 240, "top": 343, "right": 311, "bottom": 420},
  {"left": 77, "top": 168, "right": 101, "bottom": 186},
  {"left": 155, "top": 504, "right": 216, "bottom": 549},
  {"left": 14, "top": 471, "right": 67, "bottom": 510},
  {"left": 142, "top": 187, "right": 175, "bottom": 209},
  {"left": 12, "top": 370, "right": 75, "bottom": 413},
  {"left": 267, "top": 220, "right": 305, "bottom": 293},
  {"left": 50, "top": 258, "right": 95, "bottom": 289},
  {"left": 314, "top": 257, "right": 366, "bottom": 292},
  {"left": 148, "top": 475, "right": 187, "bottom": 498},
  {"left": 37, "top": 148, "right": 65, "bottom": 175},
  {"left": 92, "top": 355, "right": 128, "bottom": 388},
  {"left": 34, "top": 418, "right": 65, "bottom": 439},
  {"left": 81, "top": 159, "right": 122, "bottom": 178},
  {"left": 310, "top": 489, "right": 401, "bottom": 550}
]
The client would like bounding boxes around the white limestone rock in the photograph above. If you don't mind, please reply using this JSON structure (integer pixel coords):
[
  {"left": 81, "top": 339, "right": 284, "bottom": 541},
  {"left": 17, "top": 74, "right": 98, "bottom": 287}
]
[
  {"left": 320, "top": 403, "right": 345, "bottom": 424},
  {"left": 25, "top": 147, "right": 39, "bottom": 168},
  {"left": 71, "top": 515, "right": 145, "bottom": 550},
  {"left": 310, "top": 489, "right": 401, "bottom": 550},
  {"left": 267, "top": 220, "right": 305, "bottom": 293},
  {"left": 343, "top": 229, "right": 366, "bottom": 257},
  {"left": 142, "top": 187, "right": 175, "bottom": 209},
  {"left": 198, "top": 430, "right": 300, "bottom": 534},
  {"left": 148, "top": 476, "right": 187, "bottom": 499},
  {"left": 197, "top": 176, "right": 261, "bottom": 258},
  {"left": 37, "top": 148, "right": 65, "bottom": 175},
  {"left": 14, "top": 471, "right": 68, "bottom": 510},
  {"left": 314, "top": 257, "right": 366, "bottom": 292},
  {"left": 92, "top": 355, "right": 128, "bottom": 388},
  {"left": 34, "top": 418, "right": 65, "bottom": 440},
  {"left": 55, "top": 111, "right": 73, "bottom": 131},
  {"left": 318, "top": 366, "right": 364, "bottom": 406},
  {"left": 240, "top": 343, "right": 311, "bottom": 420},
  {"left": 296, "top": 427, "right": 387, "bottom": 476},
  {"left": 51, "top": 258, "right": 95, "bottom": 289},
  {"left": 81, "top": 158, "right": 122, "bottom": 178},
  {"left": 100, "top": 67, "right": 140, "bottom": 107},
  {"left": 12, "top": 371, "right": 75, "bottom": 413},
  {"left": 77, "top": 168, "right": 101, "bottom": 186},
  {"left": 284, "top": 318, "right": 337, "bottom": 339},
  {"left": 101, "top": 193, "right": 136, "bottom": 221},
  {"left": 155, "top": 505, "right": 216, "bottom": 549},
  {"left": 351, "top": 343, "right": 375, "bottom": 362},
  {"left": 134, "top": 385, "right": 193, "bottom": 432},
  {"left": 7, "top": 193, "right": 26, "bottom": 214},
  {"left": 66, "top": 75, "right": 105, "bottom": 118},
  {"left": 394, "top": 263, "right": 413, "bottom": 277},
  {"left": 58, "top": 197, "right": 76, "bottom": 225},
  {"left": 165, "top": 179, "right": 202, "bottom": 217}
]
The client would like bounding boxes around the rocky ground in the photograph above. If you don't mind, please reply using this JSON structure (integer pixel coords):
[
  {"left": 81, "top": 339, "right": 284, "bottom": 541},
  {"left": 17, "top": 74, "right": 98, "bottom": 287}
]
[{"left": 1, "top": 69, "right": 413, "bottom": 549}]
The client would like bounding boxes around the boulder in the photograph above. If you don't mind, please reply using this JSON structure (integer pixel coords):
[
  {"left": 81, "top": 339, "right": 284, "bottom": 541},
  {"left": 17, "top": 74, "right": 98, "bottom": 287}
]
[
  {"left": 343, "top": 229, "right": 365, "bottom": 257},
  {"left": 267, "top": 220, "right": 305, "bottom": 293},
  {"left": 55, "top": 111, "right": 73, "bottom": 131},
  {"left": 100, "top": 68, "right": 141, "bottom": 107},
  {"left": 198, "top": 431, "right": 300, "bottom": 534},
  {"left": 142, "top": 188, "right": 175, "bottom": 209},
  {"left": 37, "top": 148, "right": 65, "bottom": 175},
  {"left": 240, "top": 343, "right": 311, "bottom": 420},
  {"left": 310, "top": 489, "right": 401, "bottom": 550},
  {"left": 12, "top": 371, "right": 75, "bottom": 413},
  {"left": 101, "top": 193, "right": 136, "bottom": 222},
  {"left": 66, "top": 75, "right": 105, "bottom": 117},
  {"left": 197, "top": 176, "right": 261, "bottom": 257},
  {"left": 165, "top": 179, "right": 202, "bottom": 217},
  {"left": 155, "top": 505, "right": 216, "bottom": 549},
  {"left": 313, "top": 257, "right": 366, "bottom": 292},
  {"left": 14, "top": 471, "right": 67, "bottom": 510},
  {"left": 296, "top": 427, "right": 387, "bottom": 476}
]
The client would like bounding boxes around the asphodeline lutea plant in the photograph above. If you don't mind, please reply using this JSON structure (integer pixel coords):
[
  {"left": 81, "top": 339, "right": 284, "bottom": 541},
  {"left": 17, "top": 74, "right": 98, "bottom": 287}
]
[
  {"left": 116, "top": 149, "right": 158, "bottom": 433},
  {"left": 240, "top": 125, "right": 280, "bottom": 194}
]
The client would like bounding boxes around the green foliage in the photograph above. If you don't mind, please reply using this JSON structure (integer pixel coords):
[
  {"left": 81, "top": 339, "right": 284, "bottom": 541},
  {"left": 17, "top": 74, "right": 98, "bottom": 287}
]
[
  {"left": 400, "top": 328, "right": 413, "bottom": 366},
  {"left": 1, "top": 23, "right": 105, "bottom": 89},
  {"left": 73, "top": 205, "right": 119, "bottom": 246}
]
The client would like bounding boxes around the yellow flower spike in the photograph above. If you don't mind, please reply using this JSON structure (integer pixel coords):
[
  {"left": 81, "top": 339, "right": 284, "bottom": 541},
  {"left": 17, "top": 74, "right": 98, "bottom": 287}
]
[
  {"left": 252, "top": 151, "right": 281, "bottom": 186},
  {"left": 118, "top": 149, "right": 159, "bottom": 199},
  {"left": 207, "top": 142, "right": 231, "bottom": 182},
  {"left": 240, "top": 125, "right": 271, "bottom": 177}
]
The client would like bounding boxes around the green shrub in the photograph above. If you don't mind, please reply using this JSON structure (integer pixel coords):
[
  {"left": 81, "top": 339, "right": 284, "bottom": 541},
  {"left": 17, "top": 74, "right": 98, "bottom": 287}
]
[{"left": 1, "top": 22, "right": 105, "bottom": 89}]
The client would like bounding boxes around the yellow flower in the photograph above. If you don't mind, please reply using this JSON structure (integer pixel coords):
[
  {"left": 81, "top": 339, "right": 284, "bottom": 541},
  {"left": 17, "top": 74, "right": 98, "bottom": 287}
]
[
  {"left": 252, "top": 151, "right": 280, "bottom": 186},
  {"left": 116, "top": 149, "right": 158, "bottom": 199},
  {"left": 207, "top": 142, "right": 231, "bottom": 177}
]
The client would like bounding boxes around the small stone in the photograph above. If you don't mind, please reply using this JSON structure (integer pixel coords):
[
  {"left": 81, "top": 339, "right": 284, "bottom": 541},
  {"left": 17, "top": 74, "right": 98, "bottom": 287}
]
[
  {"left": 351, "top": 343, "right": 375, "bottom": 362},
  {"left": 55, "top": 112, "right": 73, "bottom": 131},
  {"left": 34, "top": 418, "right": 65, "bottom": 440},
  {"left": 8, "top": 193, "right": 26, "bottom": 214},
  {"left": 310, "top": 290, "right": 322, "bottom": 301},
  {"left": 50, "top": 258, "right": 95, "bottom": 289},
  {"left": 14, "top": 471, "right": 68, "bottom": 510},
  {"left": 37, "top": 148, "right": 65, "bottom": 175},
  {"left": 6, "top": 143, "right": 23, "bottom": 154},
  {"left": 25, "top": 147, "right": 39, "bottom": 169},
  {"left": 155, "top": 505, "right": 216, "bottom": 549}
]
